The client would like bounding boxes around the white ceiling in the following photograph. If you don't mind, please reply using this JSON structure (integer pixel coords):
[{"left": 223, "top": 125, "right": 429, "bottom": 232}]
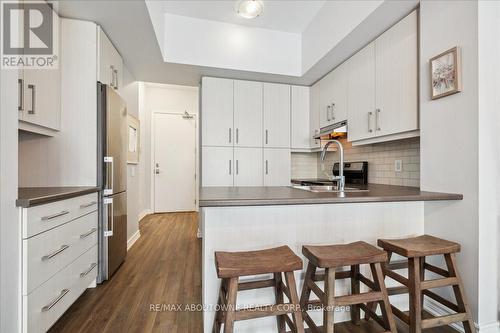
[{"left": 157, "top": 0, "right": 326, "bottom": 33}]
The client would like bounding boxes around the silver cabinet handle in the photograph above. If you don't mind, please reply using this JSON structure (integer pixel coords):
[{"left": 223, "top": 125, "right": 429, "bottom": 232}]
[
  {"left": 42, "top": 289, "right": 69, "bottom": 312},
  {"left": 104, "top": 156, "right": 114, "bottom": 195},
  {"left": 236, "top": 128, "right": 239, "bottom": 144},
  {"left": 376, "top": 108, "right": 381, "bottom": 131},
  {"left": 41, "top": 210, "right": 69, "bottom": 221},
  {"left": 265, "top": 160, "right": 268, "bottom": 175},
  {"left": 80, "top": 227, "right": 97, "bottom": 239},
  {"left": 113, "top": 69, "right": 118, "bottom": 89},
  {"left": 229, "top": 128, "right": 232, "bottom": 143},
  {"left": 80, "top": 201, "right": 97, "bottom": 209},
  {"left": 326, "top": 105, "right": 331, "bottom": 122},
  {"left": 110, "top": 65, "right": 115, "bottom": 87},
  {"left": 368, "top": 112, "right": 373, "bottom": 133},
  {"left": 265, "top": 130, "right": 269, "bottom": 145},
  {"left": 236, "top": 160, "right": 239, "bottom": 175},
  {"left": 80, "top": 263, "right": 97, "bottom": 278},
  {"left": 42, "top": 244, "right": 69, "bottom": 261},
  {"left": 104, "top": 197, "right": 113, "bottom": 237},
  {"left": 18, "top": 79, "right": 24, "bottom": 111},
  {"left": 27, "top": 84, "right": 35, "bottom": 114},
  {"left": 331, "top": 103, "right": 336, "bottom": 121},
  {"left": 229, "top": 160, "right": 232, "bottom": 175}
]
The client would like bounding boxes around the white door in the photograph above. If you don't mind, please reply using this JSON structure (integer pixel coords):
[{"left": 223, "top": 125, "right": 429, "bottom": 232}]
[
  {"left": 375, "top": 10, "right": 418, "bottom": 137},
  {"left": 154, "top": 113, "right": 197, "bottom": 212},
  {"left": 234, "top": 80, "right": 262, "bottom": 147},
  {"left": 347, "top": 42, "right": 376, "bottom": 142},
  {"left": 263, "top": 83, "right": 290, "bottom": 148},
  {"left": 263, "top": 148, "right": 291, "bottom": 186},
  {"left": 291, "top": 86, "right": 311, "bottom": 150},
  {"left": 309, "top": 82, "right": 321, "bottom": 149},
  {"left": 201, "top": 77, "right": 234, "bottom": 147},
  {"left": 234, "top": 148, "right": 263, "bottom": 186},
  {"left": 331, "top": 62, "right": 349, "bottom": 123},
  {"left": 201, "top": 147, "right": 233, "bottom": 187}
]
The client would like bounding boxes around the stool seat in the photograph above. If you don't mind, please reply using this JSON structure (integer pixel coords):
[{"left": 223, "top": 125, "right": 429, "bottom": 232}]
[
  {"left": 378, "top": 234, "right": 460, "bottom": 258},
  {"left": 215, "top": 245, "right": 302, "bottom": 278},
  {"left": 302, "top": 241, "right": 387, "bottom": 268}
]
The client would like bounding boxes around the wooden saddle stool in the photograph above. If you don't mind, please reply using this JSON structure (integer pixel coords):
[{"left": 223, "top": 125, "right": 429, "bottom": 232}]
[
  {"left": 300, "top": 241, "right": 397, "bottom": 333},
  {"left": 213, "top": 246, "right": 305, "bottom": 333},
  {"left": 376, "top": 234, "right": 476, "bottom": 333}
]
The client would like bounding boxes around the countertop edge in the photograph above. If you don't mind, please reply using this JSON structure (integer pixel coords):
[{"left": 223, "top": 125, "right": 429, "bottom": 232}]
[{"left": 16, "top": 187, "right": 100, "bottom": 208}]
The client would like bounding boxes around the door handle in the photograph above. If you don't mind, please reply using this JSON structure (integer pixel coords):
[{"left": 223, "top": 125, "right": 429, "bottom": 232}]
[
  {"left": 110, "top": 66, "right": 115, "bottom": 87},
  {"left": 42, "top": 244, "right": 70, "bottom": 261},
  {"left": 228, "top": 128, "right": 232, "bottom": 143},
  {"left": 236, "top": 128, "right": 239, "bottom": 144},
  {"left": 326, "top": 105, "right": 331, "bottom": 122},
  {"left": 236, "top": 160, "right": 239, "bottom": 175},
  {"left": 41, "top": 210, "right": 69, "bottom": 221},
  {"left": 104, "top": 156, "right": 114, "bottom": 195},
  {"left": 80, "top": 228, "right": 97, "bottom": 239},
  {"left": 80, "top": 263, "right": 97, "bottom": 278},
  {"left": 368, "top": 112, "right": 373, "bottom": 133},
  {"left": 41, "top": 289, "right": 69, "bottom": 312},
  {"left": 376, "top": 108, "right": 381, "bottom": 131},
  {"left": 104, "top": 197, "right": 113, "bottom": 237},
  {"left": 265, "top": 160, "right": 268, "bottom": 175},
  {"left": 18, "top": 79, "right": 24, "bottom": 111},
  {"left": 28, "top": 84, "right": 35, "bottom": 114},
  {"left": 265, "top": 130, "right": 268, "bottom": 145},
  {"left": 113, "top": 69, "right": 118, "bottom": 89},
  {"left": 80, "top": 201, "right": 97, "bottom": 209},
  {"left": 229, "top": 160, "right": 231, "bottom": 175},
  {"left": 331, "top": 103, "right": 336, "bottom": 121}
]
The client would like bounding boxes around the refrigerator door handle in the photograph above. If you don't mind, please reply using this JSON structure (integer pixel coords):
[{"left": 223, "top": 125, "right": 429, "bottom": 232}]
[
  {"left": 103, "top": 197, "right": 114, "bottom": 237},
  {"left": 103, "top": 156, "right": 114, "bottom": 195}
]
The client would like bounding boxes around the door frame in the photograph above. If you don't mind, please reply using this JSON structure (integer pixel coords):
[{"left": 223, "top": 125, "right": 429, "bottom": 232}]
[{"left": 151, "top": 110, "right": 199, "bottom": 213}]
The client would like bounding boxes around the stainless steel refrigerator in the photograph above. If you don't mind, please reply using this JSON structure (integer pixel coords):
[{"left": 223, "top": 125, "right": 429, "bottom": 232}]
[{"left": 97, "top": 83, "right": 128, "bottom": 283}]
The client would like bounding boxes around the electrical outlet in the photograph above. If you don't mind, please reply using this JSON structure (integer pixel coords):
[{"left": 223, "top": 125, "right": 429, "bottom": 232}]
[{"left": 394, "top": 159, "right": 403, "bottom": 172}]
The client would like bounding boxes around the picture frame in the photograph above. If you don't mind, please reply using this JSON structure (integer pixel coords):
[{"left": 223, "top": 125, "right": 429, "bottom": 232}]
[
  {"left": 127, "top": 114, "right": 140, "bottom": 164},
  {"left": 430, "top": 46, "right": 462, "bottom": 100}
]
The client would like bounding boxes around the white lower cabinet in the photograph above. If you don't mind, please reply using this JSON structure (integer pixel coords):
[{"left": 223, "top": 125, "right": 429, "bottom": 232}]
[
  {"left": 202, "top": 147, "right": 234, "bottom": 187},
  {"left": 263, "top": 149, "right": 291, "bottom": 186},
  {"left": 20, "top": 193, "right": 98, "bottom": 333},
  {"left": 234, "top": 148, "right": 263, "bottom": 186}
]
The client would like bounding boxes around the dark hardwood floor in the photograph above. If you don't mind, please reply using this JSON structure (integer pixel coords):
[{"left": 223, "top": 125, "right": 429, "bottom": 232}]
[{"left": 50, "top": 212, "right": 457, "bottom": 333}]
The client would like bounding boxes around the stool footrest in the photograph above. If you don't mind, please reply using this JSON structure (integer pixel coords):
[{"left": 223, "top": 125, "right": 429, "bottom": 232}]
[
  {"left": 238, "top": 278, "right": 275, "bottom": 291},
  {"left": 359, "top": 303, "right": 386, "bottom": 328},
  {"left": 423, "top": 290, "right": 460, "bottom": 312},
  {"left": 421, "top": 313, "right": 468, "bottom": 329},
  {"left": 235, "top": 303, "right": 298, "bottom": 321},
  {"left": 391, "top": 305, "right": 410, "bottom": 325},
  {"left": 312, "top": 270, "right": 350, "bottom": 282},
  {"left": 424, "top": 262, "right": 450, "bottom": 277},
  {"left": 384, "top": 269, "right": 409, "bottom": 286},
  {"left": 420, "top": 277, "right": 458, "bottom": 290},
  {"left": 386, "top": 286, "right": 409, "bottom": 296},
  {"left": 335, "top": 291, "right": 383, "bottom": 306}
]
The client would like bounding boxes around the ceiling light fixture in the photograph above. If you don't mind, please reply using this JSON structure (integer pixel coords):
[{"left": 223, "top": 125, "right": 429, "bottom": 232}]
[{"left": 237, "top": 0, "right": 263, "bottom": 19}]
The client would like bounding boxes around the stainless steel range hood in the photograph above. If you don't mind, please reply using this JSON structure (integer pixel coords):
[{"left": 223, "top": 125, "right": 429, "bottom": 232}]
[{"left": 314, "top": 120, "right": 348, "bottom": 139}]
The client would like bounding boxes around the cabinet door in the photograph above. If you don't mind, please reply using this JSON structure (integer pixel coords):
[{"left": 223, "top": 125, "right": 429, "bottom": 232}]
[
  {"left": 201, "top": 77, "right": 234, "bottom": 147},
  {"left": 347, "top": 42, "right": 376, "bottom": 142},
  {"left": 109, "top": 44, "right": 123, "bottom": 90},
  {"left": 318, "top": 73, "right": 334, "bottom": 128},
  {"left": 201, "top": 147, "right": 233, "bottom": 186},
  {"left": 263, "top": 148, "right": 291, "bottom": 186},
  {"left": 309, "top": 82, "right": 321, "bottom": 148},
  {"left": 234, "top": 80, "right": 262, "bottom": 147},
  {"left": 291, "top": 86, "right": 311, "bottom": 150},
  {"left": 263, "top": 83, "right": 290, "bottom": 148},
  {"left": 234, "top": 148, "right": 263, "bottom": 186},
  {"left": 97, "top": 27, "right": 113, "bottom": 86},
  {"left": 331, "top": 62, "right": 348, "bottom": 123},
  {"left": 375, "top": 10, "right": 418, "bottom": 137}
]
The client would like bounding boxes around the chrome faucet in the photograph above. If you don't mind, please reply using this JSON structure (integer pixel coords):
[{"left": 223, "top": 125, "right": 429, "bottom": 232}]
[{"left": 320, "top": 140, "right": 345, "bottom": 192}]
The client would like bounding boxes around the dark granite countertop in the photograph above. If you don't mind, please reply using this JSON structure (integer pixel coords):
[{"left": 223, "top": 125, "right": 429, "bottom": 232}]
[
  {"left": 17, "top": 187, "right": 99, "bottom": 208},
  {"left": 199, "top": 184, "right": 463, "bottom": 207}
]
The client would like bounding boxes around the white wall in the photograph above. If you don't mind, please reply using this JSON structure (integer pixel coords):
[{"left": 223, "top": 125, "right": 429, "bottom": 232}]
[
  {"left": 140, "top": 83, "right": 199, "bottom": 214},
  {"left": 420, "top": 1, "right": 500, "bottom": 330}
]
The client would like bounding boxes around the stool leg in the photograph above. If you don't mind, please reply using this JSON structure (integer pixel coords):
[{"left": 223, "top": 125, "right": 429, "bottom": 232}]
[
  {"left": 365, "top": 251, "right": 392, "bottom": 321},
  {"left": 408, "top": 258, "right": 422, "bottom": 333},
  {"left": 372, "top": 263, "right": 397, "bottom": 333},
  {"left": 212, "top": 280, "right": 225, "bottom": 333},
  {"left": 350, "top": 265, "right": 360, "bottom": 325},
  {"left": 323, "top": 268, "right": 336, "bottom": 333},
  {"left": 300, "top": 263, "right": 317, "bottom": 331},
  {"left": 274, "top": 272, "right": 286, "bottom": 333},
  {"left": 223, "top": 277, "right": 238, "bottom": 333},
  {"left": 284, "top": 271, "right": 305, "bottom": 333},
  {"left": 444, "top": 254, "right": 477, "bottom": 333},
  {"left": 420, "top": 257, "right": 425, "bottom": 311}
]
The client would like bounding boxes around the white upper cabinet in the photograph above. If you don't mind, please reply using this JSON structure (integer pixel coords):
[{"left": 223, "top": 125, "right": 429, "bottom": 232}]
[
  {"left": 330, "top": 62, "right": 349, "bottom": 123},
  {"left": 291, "top": 86, "right": 311, "bottom": 150},
  {"left": 201, "top": 77, "right": 234, "bottom": 147},
  {"left": 309, "top": 82, "right": 321, "bottom": 149},
  {"left": 263, "top": 148, "right": 291, "bottom": 186},
  {"left": 201, "top": 147, "right": 234, "bottom": 186},
  {"left": 234, "top": 148, "right": 263, "bottom": 186},
  {"left": 347, "top": 42, "right": 376, "bottom": 142},
  {"left": 374, "top": 10, "right": 418, "bottom": 137},
  {"left": 97, "top": 27, "right": 123, "bottom": 90},
  {"left": 318, "top": 72, "right": 334, "bottom": 128},
  {"left": 234, "top": 80, "right": 262, "bottom": 148},
  {"left": 263, "top": 83, "right": 290, "bottom": 148}
]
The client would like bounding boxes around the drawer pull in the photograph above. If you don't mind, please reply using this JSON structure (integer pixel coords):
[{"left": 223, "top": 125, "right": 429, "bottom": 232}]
[
  {"left": 42, "top": 244, "right": 69, "bottom": 261},
  {"left": 41, "top": 210, "right": 69, "bottom": 221},
  {"left": 80, "top": 228, "right": 97, "bottom": 239},
  {"left": 80, "top": 201, "right": 97, "bottom": 209},
  {"left": 80, "top": 263, "right": 97, "bottom": 278},
  {"left": 41, "top": 289, "right": 69, "bottom": 312}
]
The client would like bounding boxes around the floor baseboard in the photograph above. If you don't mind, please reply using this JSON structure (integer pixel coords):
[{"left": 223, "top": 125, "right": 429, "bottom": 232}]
[
  {"left": 138, "top": 209, "right": 153, "bottom": 222},
  {"left": 127, "top": 230, "right": 141, "bottom": 251}
]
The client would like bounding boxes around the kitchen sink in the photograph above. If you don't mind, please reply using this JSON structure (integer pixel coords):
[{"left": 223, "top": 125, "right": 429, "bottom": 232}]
[{"left": 290, "top": 185, "right": 370, "bottom": 193}]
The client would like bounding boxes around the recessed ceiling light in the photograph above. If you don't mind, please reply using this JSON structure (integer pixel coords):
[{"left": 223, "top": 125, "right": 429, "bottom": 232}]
[{"left": 237, "top": 0, "right": 263, "bottom": 19}]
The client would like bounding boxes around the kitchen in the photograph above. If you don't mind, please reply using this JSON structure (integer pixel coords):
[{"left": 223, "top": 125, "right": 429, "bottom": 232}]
[{"left": 1, "top": 1, "right": 499, "bottom": 333}]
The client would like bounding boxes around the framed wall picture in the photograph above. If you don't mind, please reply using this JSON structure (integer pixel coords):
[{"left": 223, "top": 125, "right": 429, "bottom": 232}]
[
  {"left": 430, "top": 46, "right": 462, "bottom": 100},
  {"left": 127, "top": 114, "right": 140, "bottom": 164}
]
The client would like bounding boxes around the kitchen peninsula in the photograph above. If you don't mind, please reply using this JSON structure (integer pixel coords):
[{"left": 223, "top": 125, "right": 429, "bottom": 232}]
[{"left": 199, "top": 185, "right": 462, "bottom": 333}]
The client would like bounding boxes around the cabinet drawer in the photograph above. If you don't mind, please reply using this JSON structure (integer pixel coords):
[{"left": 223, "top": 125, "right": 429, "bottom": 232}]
[
  {"left": 23, "top": 245, "right": 97, "bottom": 333},
  {"left": 22, "top": 193, "right": 98, "bottom": 239},
  {"left": 23, "top": 211, "right": 98, "bottom": 295}
]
